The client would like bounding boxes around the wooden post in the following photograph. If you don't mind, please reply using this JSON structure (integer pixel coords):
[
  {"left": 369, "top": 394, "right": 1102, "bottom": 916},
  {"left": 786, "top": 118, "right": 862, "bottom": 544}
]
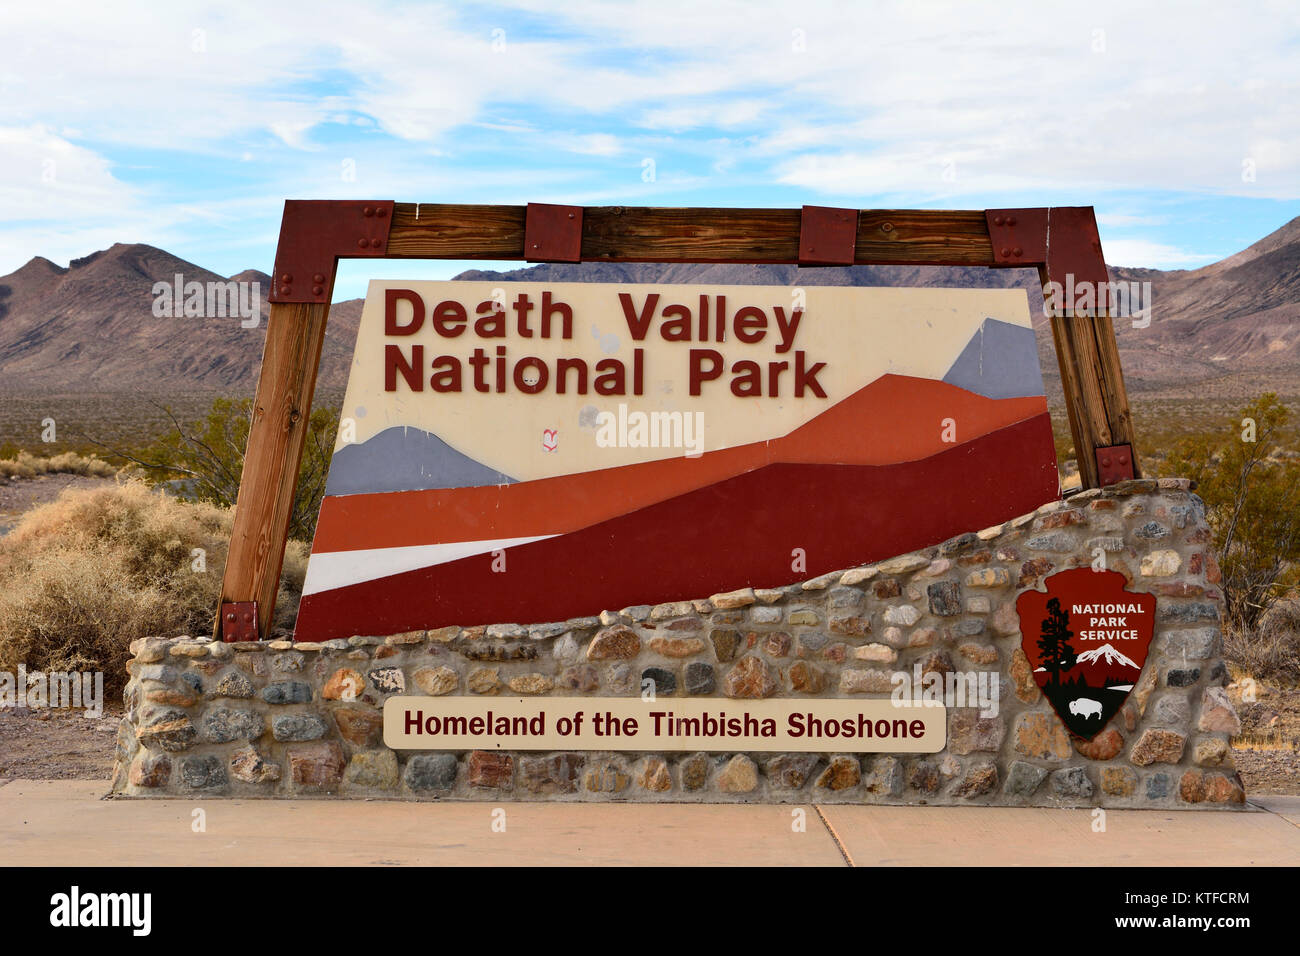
[
  {"left": 216, "top": 300, "right": 331, "bottom": 639},
  {"left": 1034, "top": 206, "right": 1140, "bottom": 487}
]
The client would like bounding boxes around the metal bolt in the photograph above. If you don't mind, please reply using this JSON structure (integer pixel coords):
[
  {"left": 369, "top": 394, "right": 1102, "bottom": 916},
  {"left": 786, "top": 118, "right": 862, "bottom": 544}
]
[
  {"left": 1012, "top": 247, "right": 1022, "bottom": 257},
  {"left": 279, "top": 286, "right": 290, "bottom": 295},
  {"left": 280, "top": 274, "right": 291, "bottom": 282},
  {"left": 370, "top": 238, "right": 381, "bottom": 248},
  {"left": 1101, "top": 457, "right": 1111, "bottom": 467},
  {"left": 312, "top": 285, "right": 323, "bottom": 295},
  {"left": 1000, "top": 247, "right": 1011, "bottom": 257},
  {"left": 1007, "top": 216, "right": 1017, "bottom": 226},
  {"left": 357, "top": 238, "right": 368, "bottom": 248},
  {"left": 376, "top": 207, "right": 387, "bottom": 218},
  {"left": 363, "top": 206, "right": 374, "bottom": 216},
  {"left": 993, "top": 216, "right": 1004, "bottom": 226},
  {"left": 313, "top": 273, "right": 324, "bottom": 283}
]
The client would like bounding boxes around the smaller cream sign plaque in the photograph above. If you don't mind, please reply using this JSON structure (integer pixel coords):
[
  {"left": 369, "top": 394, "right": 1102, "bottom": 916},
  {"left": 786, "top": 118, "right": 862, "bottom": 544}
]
[{"left": 384, "top": 697, "right": 946, "bottom": 753}]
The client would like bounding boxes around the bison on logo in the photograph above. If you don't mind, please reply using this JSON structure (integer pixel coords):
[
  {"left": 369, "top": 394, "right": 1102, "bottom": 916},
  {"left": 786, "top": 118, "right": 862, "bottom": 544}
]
[{"left": 1016, "top": 568, "right": 1155, "bottom": 740}]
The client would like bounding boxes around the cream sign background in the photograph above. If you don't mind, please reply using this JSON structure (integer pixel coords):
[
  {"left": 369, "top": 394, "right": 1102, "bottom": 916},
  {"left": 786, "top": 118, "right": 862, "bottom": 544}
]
[{"left": 337, "top": 280, "right": 1035, "bottom": 481}]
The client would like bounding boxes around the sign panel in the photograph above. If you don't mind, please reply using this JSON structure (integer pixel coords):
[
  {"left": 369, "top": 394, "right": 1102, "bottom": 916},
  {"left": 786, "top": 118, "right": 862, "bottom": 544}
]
[
  {"left": 296, "top": 281, "right": 1059, "bottom": 640},
  {"left": 1016, "top": 568, "right": 1156, "bottom": 740},
  {"left": 383, "top": 696, "right": 947, "bottom": 753}
]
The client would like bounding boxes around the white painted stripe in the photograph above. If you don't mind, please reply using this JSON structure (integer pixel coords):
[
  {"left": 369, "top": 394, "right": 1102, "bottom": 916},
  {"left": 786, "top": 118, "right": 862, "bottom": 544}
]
[{"left": 301, "top": 535, "right": 558, "bottom": 596}]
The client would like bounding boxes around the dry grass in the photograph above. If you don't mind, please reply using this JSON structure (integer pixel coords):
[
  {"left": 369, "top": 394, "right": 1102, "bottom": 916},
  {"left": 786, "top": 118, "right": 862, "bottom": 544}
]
[
  {"left": 1224, "top": 599, "right": 1300, "bottom": 686},
  {"left": 0, "top": 450, "right": 118, "bottom": 479},
  {"left": 0, "top": 479, "right": 305, "bottom": 695}
]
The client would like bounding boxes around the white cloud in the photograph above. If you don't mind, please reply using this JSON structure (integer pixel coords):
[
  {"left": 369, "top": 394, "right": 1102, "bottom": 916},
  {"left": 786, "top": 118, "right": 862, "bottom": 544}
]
[
  {"left": 0, "top": 0, "right": 1297, "bottom": 276},
  {"left": 0, "top": 125, "right": 140, "bottom": 224},
  {"left": 1101, "top": 239, "right": 1219, "bottom": 269},
  {"left": 554, "top": 133, "right": 623, "bottom": 156}
]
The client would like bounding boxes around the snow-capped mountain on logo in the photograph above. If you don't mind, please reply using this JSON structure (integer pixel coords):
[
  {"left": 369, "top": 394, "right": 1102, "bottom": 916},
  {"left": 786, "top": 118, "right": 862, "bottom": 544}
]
[{"left": 1075, "top": 644, "right": 1140, "bottom": 670}]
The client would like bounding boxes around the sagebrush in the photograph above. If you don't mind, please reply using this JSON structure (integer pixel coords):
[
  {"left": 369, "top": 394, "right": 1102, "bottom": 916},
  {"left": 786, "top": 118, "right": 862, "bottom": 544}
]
[
  {"left": 0, "top": 479, "right": 306, "bottom": 696},
  {"left": 0, "top": 450, "right": 117, "bottom": 479}
]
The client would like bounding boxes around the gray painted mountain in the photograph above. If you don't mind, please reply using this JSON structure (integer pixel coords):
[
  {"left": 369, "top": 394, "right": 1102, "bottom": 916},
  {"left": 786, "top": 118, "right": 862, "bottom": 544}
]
[
  {"left": 324, "top": 426, "right": 516, "bottom": 496},
  {"left": 942, "top": 318, "right": 1046, "bottom": 399}
]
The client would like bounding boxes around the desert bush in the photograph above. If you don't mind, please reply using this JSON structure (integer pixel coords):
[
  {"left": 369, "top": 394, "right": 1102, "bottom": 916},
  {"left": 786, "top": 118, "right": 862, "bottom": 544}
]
[
  {"left": 124, "top": 397, "right": 337, "bottom": 542},
  {"left": 1224, "top": 600, "right": 1300, "bottom": 685},
  {"left": 1165, "top": 393, "right": 1300, "bottom": 638},
  {"left": 0, "top": 450, "right": 117, "bottom": 479},
  {"left": 0, "top": 479, "right": 306, "bottom": 695}
]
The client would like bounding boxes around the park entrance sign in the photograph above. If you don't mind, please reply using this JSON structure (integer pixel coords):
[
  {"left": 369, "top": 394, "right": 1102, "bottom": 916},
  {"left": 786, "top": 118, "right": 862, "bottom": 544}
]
[
  {"left": 214, "top": 202, "right": 1142, "bottom": 644},
  {"left": 294, "top": 279, "right": 1059, "bottom": 641},
  {"left": 111, "top": 200, "right": 1249, "bottom": 808}
]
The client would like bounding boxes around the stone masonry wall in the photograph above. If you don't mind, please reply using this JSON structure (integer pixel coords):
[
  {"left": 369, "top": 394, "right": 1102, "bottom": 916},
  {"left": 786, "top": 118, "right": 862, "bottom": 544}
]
[{"left": 110, "top": 478, "right": 1245, "bottom": 808}]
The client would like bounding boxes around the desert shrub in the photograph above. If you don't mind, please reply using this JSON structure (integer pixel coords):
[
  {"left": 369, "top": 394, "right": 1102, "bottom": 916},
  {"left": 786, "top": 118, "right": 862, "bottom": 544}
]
[
  {"left": 126, "top": 397, "right": 337, "bottom": 542},
  {"left": 0, "top": 450, "right": 117, "bottom": 479},
  {"left": 1224, "top": 600, "right": 1300, "bottom": 685},
  {"left": 1165, "top": 393, "right": 1300, "bottom": 637},
  {"left": 0, "top": 479, "right": 306, "bottom": 695}
]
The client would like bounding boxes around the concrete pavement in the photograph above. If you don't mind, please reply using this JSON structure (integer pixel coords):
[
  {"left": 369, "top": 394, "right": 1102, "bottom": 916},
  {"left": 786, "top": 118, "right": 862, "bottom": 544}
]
[{"left": 1, "top": 779, "right": 1296, "bottom": 866}]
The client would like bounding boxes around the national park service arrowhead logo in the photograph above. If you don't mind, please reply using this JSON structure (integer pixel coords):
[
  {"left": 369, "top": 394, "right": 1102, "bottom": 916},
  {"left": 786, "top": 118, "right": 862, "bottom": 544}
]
[{"left": 1016, "top": 568, "right": 1156, "bottom": 741}]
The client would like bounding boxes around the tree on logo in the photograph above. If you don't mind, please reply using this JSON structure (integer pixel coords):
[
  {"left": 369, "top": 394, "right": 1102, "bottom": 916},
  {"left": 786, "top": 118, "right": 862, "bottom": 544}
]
[{"left": 1037, "top": 597, "right": 1077, "bottom": 688}]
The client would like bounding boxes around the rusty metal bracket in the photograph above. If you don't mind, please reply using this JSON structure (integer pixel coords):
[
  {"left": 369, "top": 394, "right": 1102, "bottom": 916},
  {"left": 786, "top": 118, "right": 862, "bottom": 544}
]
[
  {"left": 268, "top": 200, "right": 395, "bottom": 304},
  {"left": 1095, "top": 443, "right": 1136, "bottom": 486},
  {"left": 524, "top": 203, "right": 583, "bottom": 262},
  {"left": 221, "top": 601, "right": 260, "bottom": 643},
  {"left": 987, "top": 206, "right": 1109, "bottom": 316},
  {"left": 1044, "top": 206, "right": 1110, "bottom": 317},
  {"left": 799, "top": 205, "right": 858, "bottom": 266},
  {"left": 985, "top": 208, "right": 1048, "bottom": 267}
]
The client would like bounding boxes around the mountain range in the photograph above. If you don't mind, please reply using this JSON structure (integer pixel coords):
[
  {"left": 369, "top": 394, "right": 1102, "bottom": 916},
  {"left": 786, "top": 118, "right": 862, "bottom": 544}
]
[{"left": 1, "top": 215, "right": 1297, "bottom": 400}]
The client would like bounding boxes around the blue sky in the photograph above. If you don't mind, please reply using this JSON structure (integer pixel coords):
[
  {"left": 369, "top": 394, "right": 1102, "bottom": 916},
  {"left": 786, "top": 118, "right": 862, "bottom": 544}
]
[{"left": 2, "top": 0, "right": 1297, "bottom": 299}]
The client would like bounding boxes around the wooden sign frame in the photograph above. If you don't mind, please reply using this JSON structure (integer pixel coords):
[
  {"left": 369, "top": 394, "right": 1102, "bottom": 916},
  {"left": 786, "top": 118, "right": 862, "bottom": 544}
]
[{"left": 216, "top": 200, "right": 1138, "bottom": 641}]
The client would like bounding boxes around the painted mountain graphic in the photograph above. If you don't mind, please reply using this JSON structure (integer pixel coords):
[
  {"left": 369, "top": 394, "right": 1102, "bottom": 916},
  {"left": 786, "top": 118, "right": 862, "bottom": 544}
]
[
  {"left": 324, "top": 425, "right": 517, "bottom": 496},
  {"left": 941, "top": 317, "right": 1046, "bottom": 399},
  {"left": 1076, "top": 643, "right": 1140, "bottom": 670},
  {"left": 1037, "top": 642, "right": 1141, "bottom": 686},
  {"left": 296, "top": 376, "right": 1060, "bottom": 640},
  {"left": 310, "top": 374, "right": 1050, "bottom": 555}
]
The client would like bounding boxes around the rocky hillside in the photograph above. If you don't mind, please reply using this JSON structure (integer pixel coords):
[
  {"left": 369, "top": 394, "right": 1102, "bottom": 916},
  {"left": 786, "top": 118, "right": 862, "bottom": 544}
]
[{"left": 0, "top": 215, "right": 1296, "bottom": 399}]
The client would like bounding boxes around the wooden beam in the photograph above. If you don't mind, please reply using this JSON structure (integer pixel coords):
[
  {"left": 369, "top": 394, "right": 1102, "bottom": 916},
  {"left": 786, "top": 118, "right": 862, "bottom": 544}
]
[
  {"left": 385, "top": 204, "right": 997, "bottom": 266},
  {"left": 1036, "top": 206, "right": 1140, "bottom": 487},
  {"left": 217, "top": 299, "right": 332, "bottom": 638},
  {"left": 1039, "top": 267, "right": 1097, "bottom": 489},
  {"left": 1090, "top": 310, "right": 1141, "bottom": 473}
]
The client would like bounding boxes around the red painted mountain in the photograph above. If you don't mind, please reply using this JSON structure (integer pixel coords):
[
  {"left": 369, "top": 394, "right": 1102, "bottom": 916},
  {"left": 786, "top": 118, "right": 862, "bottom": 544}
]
[
  {"left": 294, "top": 407, "right": 1059, "bottom": 641},
  {"left": 310, "top": 374, "right": 1051, "bottom": 555}
]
